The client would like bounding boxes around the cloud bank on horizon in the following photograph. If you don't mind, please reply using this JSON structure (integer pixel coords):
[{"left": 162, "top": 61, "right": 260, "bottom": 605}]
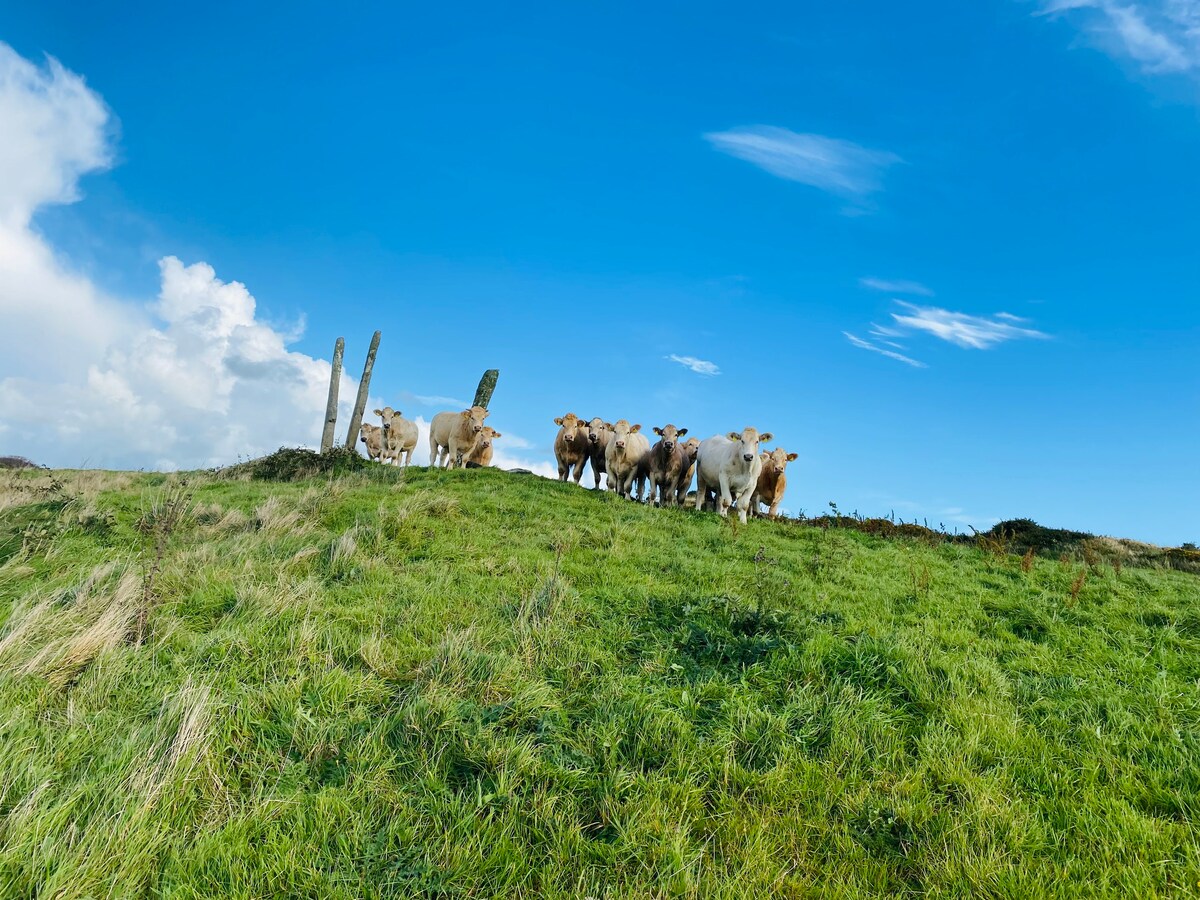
[{"left": 0, "top": 43, "right": 555, "bottom": 476}]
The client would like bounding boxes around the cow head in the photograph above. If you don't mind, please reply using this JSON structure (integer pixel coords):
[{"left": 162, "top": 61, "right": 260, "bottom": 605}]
[
  {"left": 554, "top": 412, "right": 582, "bottom": 441},
  {"left": 584, "top": 417, "right": 609, "bottom": 445},
  {"left": 681, "top": 437, "right": 701, "bottom": 462},
  {"left": 726, "top": 427, "right": 773, "bottom": 463},
  {"left": 461, "top": 405, "right": 490, "bottom": 434},
  {"left": 610, "top": 419, "right": 640, "bottom": 450},
  {"left": 374, "top": 407, "right": 402, "bottom": 435},
  {"left": 762, "top": 446, "right": 798, "bottom": 476},
  {"left": 652, "top": 424, "right": 688, "bottom": 453},
  {"left": 471, "top": 426, "right": 502, "bottom": 455}
]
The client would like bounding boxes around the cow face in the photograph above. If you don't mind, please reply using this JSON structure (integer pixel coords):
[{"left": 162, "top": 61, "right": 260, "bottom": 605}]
[
  {"left": 681, "top": 437, "right": 701, "bottom": 462},
  {"left": 610, "top": 419, "right": 640, "bottom": 450},
  {"left": 374, "top": 407, "right": 402, "bottom": 434},
  {"left": 554, "top": 413, "right": 582, "bottom": 441},
  {"left": 762, "top": 446, "right": 798, "bottom": 476},
  {"left": 461, "top": 405, "right": 490, "bottom": 434},
  {"left": 472, "top": 426, "right": 501, "bottom": 453},
  {"left": 584, "top": 418, "right": 609, "bottom": 445},
  {"left": 652, "top": 424, "right": 688, "bottom": 453},
  {"left": 726, "top": 427, "right": 774, "bottom": 463}
]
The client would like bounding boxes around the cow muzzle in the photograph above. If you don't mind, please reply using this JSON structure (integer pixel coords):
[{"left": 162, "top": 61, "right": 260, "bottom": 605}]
[
  {"left": 743, "top": 453, "right": 754, "bottom": 462},
  {"left": 615, "top": 440, "right": 625, "bottom": 449}
]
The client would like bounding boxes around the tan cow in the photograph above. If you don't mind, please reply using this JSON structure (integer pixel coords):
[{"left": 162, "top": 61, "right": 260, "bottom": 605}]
[
  {"left": 644, "top": 424, "right": 689, "bottom": 507},
  {"left": 430, "top": 406, "right": 490, "bottom": 468},
  {"left": 674, "top": 437, "right": 701, "bottom": 506},
  {"left": 374, "top": 407, "right": 419, "bottom": 467},
  {"left": 359, "top": 423, "right": 386, "bottom": 461},
  {"left": 605, "top": 420, "right": 651, "bottom": 500},
  {"left": 462, "top": 426, "right": 502, "bottom": 468},
  {"left": 553, "top": 413, "right": 589, "bottom": 483},
  {"left": 582, "top": 417, "right": 612, "bottom": 489},
  {"left": 752, "top": 447, "right": 798, "bottom": 517},
  {"left": 694, "top": 427, "right": 774, "bottom": 523}
]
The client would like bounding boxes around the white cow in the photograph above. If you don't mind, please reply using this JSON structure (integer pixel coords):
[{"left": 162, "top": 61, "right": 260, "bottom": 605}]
[
  {"left": 429, "top": 406, "right": 490, "bottom": 468},
  {"left": 604, "top": 419, "right": 651, "bottom": 500},
  {"left": 375, "top": 407, "right": 419, "bottom": 467},
  {"left": 694, "top": 427, "right": 774, "bottom": 523}
]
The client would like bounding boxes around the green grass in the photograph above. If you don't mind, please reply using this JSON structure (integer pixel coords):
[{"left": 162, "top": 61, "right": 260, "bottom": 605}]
[{"left": 1, "top": 465, "right": 1198, "bottom": 898}]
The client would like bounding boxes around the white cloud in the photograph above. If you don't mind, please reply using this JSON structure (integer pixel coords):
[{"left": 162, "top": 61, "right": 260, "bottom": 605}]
[
  {"left": 1035, "top": 0, "right": 1200, "bottom": 75},
  {"left": 859, "top": 277, "right": 934, "bottom": 297},
  {"left": 0, "top": 43, "right": 360, "bottom": 470},
  {"left": 843, "top": 333, "right": 928, "bottom": 368},
  {"left": 665, "top": 354, "right": 720, "bottom": 376},
  {"left": 889, "top": 302, "right": 1050, "bottom": 349},
  {"left": 704, "top": 126, "right": 901, "bottom": 201}
]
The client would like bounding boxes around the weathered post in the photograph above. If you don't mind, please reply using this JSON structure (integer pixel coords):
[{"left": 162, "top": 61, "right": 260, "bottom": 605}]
[
  {"left": 472, "top": 369, "right": 499, "bottom": 409},
  {"left": 320, "top": 337, "right": 344, "bottom": 453},
  {"left": 344, "top": 331, "right": 381, "bottom": 449}
]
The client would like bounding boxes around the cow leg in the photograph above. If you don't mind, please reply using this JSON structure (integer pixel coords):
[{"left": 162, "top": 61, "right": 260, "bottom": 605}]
[
  {"left": 694, "top": 474, "right": 707, "bottom": 511},
  {"left": 557, "top": 458, "right": 569, "bottom": 481},
  {"left": 717, "top": 474, "right": 733, "bottom": 517},
  {"left": 734, "top": 485, "right": 755, "bottom": 524},
  {"left": 573, "top": 457, "right": 587, "bottom": 484}
]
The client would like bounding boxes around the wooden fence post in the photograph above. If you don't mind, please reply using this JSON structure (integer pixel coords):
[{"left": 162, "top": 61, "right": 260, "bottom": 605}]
[
  {"left": 320, "top": 337, "right": 344, "bottom": 453},
  {"left": 344, "top": 331, "right": 381, "bottom": 449},
  {"left": 472, "top": 369, "right": 499, "bottom": 409}
]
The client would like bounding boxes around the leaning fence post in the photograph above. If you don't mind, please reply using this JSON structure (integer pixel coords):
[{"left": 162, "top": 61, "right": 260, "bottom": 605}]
[
  {"left": 472, "top": 369, "right": 499, "bottom": 409},
  {"left": 344, "top": 330, "right": 381, "bottom": 449},
  {"left": 320, "top": 337, "right": 345, "bottom": 453}
]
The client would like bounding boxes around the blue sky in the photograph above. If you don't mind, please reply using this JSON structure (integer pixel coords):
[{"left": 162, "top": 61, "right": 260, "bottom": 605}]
[{"left": 1, "top": 1, "right": 1197, "bottom": 544}]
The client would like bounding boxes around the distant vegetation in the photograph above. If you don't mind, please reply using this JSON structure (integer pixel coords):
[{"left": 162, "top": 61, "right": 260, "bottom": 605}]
[{"left": 1, "top": 459, "right": 1198, "bottom": 897}]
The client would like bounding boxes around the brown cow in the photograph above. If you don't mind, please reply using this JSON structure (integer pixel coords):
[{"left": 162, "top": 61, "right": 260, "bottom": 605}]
[
  {"left": 751, "top": 447, "right": 798, "bottom": 517},
  {"left": 553, "top": 413, "right": 589, "bottom": 483},
  {"left": 582, "top": 417, "right": 612, "bottom": 490},
  {"left": 430, "top": 406, "right": 490, "bottom": 468},
  {"left": 644, "top": 424, "right": 689, "bottom": 507}
]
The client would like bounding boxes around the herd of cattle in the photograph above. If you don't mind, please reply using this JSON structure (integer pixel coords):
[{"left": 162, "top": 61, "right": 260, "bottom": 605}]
[{"left": 360, "top": 406, "right": 797, "bottom": 523}]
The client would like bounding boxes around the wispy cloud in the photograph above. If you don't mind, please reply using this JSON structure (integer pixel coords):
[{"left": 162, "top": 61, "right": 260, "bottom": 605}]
[
  {"left": 1035, "top": 0, "right": 1200, "bottom": 75},
  {"left": 843, "top": 333, "right": 928, "bottom": 368},
  {"left": 704, "top": 126, "right": 901, "bottom": 201},
  {"left": 859, "top": 277, "right": 934, "bottom": 297},
  {"left": 400, "top": 391, "right": 467, "bottom": 409},
  {"left": 666, "top": 354, "right": 720, "bottom": 376},
  {"left": 889, "top": 302, "right": 1049, "bottom": 349}
]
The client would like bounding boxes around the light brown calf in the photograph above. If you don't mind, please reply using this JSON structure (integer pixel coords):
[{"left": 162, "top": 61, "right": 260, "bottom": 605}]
[
  {"left": 751, "top": 447, "right": 798, "bottom": 517},
  {"left": 374, "top": 407, "right": 419, "bottom": 467},
  {"left": 674, "top": 437, "right": 701, "bottom": 505},
  {"left": 463, "top": 426, "right": 502, "bottom": 468}
]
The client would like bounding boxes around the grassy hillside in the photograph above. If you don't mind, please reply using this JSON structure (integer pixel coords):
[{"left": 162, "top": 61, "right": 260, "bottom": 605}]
[{"left": 1, "top": 463, "right": 1198, "bottom": 898}]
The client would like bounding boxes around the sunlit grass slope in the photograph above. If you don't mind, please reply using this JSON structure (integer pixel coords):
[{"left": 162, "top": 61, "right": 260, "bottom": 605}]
[{"left": 1, "top": 465, "right": 1198, "bottom": 898}]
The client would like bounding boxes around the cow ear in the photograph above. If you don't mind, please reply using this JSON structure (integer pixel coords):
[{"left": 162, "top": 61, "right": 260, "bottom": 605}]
[
  {"left": 677, "top": 428, "right": 688, "bottom": 437},
  {"left": 727, "top": 431, "right": 741, "bottom": 441},
  {"left": 605, "top": 422, "right": 614, "bottom": 430},
  {"left": 482, "top": 408, "right": 491, "bottom": 418},
  {"left": 759, "top": 432, "right": 774, "bottom": 443},
  {"left": 461, "top": 409, "right": 472, "bottom": 417},
  {"left": 653, "top": 427, "right": 663, "bottom": 436},
  {"left": 492, "top": 432, "right": 503, "bottom": 439},
  {"left": 554, "top": 417, "right": 564, "bottom": 425},
  {"left": 373, "top": 408, "right": 382, "bottom": 416},
  {"left": 630, "top": 424, "right": 641, "bottom": 433},
  {"left": 787, "top": 452, "right": 798, "bottom": 461}
]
